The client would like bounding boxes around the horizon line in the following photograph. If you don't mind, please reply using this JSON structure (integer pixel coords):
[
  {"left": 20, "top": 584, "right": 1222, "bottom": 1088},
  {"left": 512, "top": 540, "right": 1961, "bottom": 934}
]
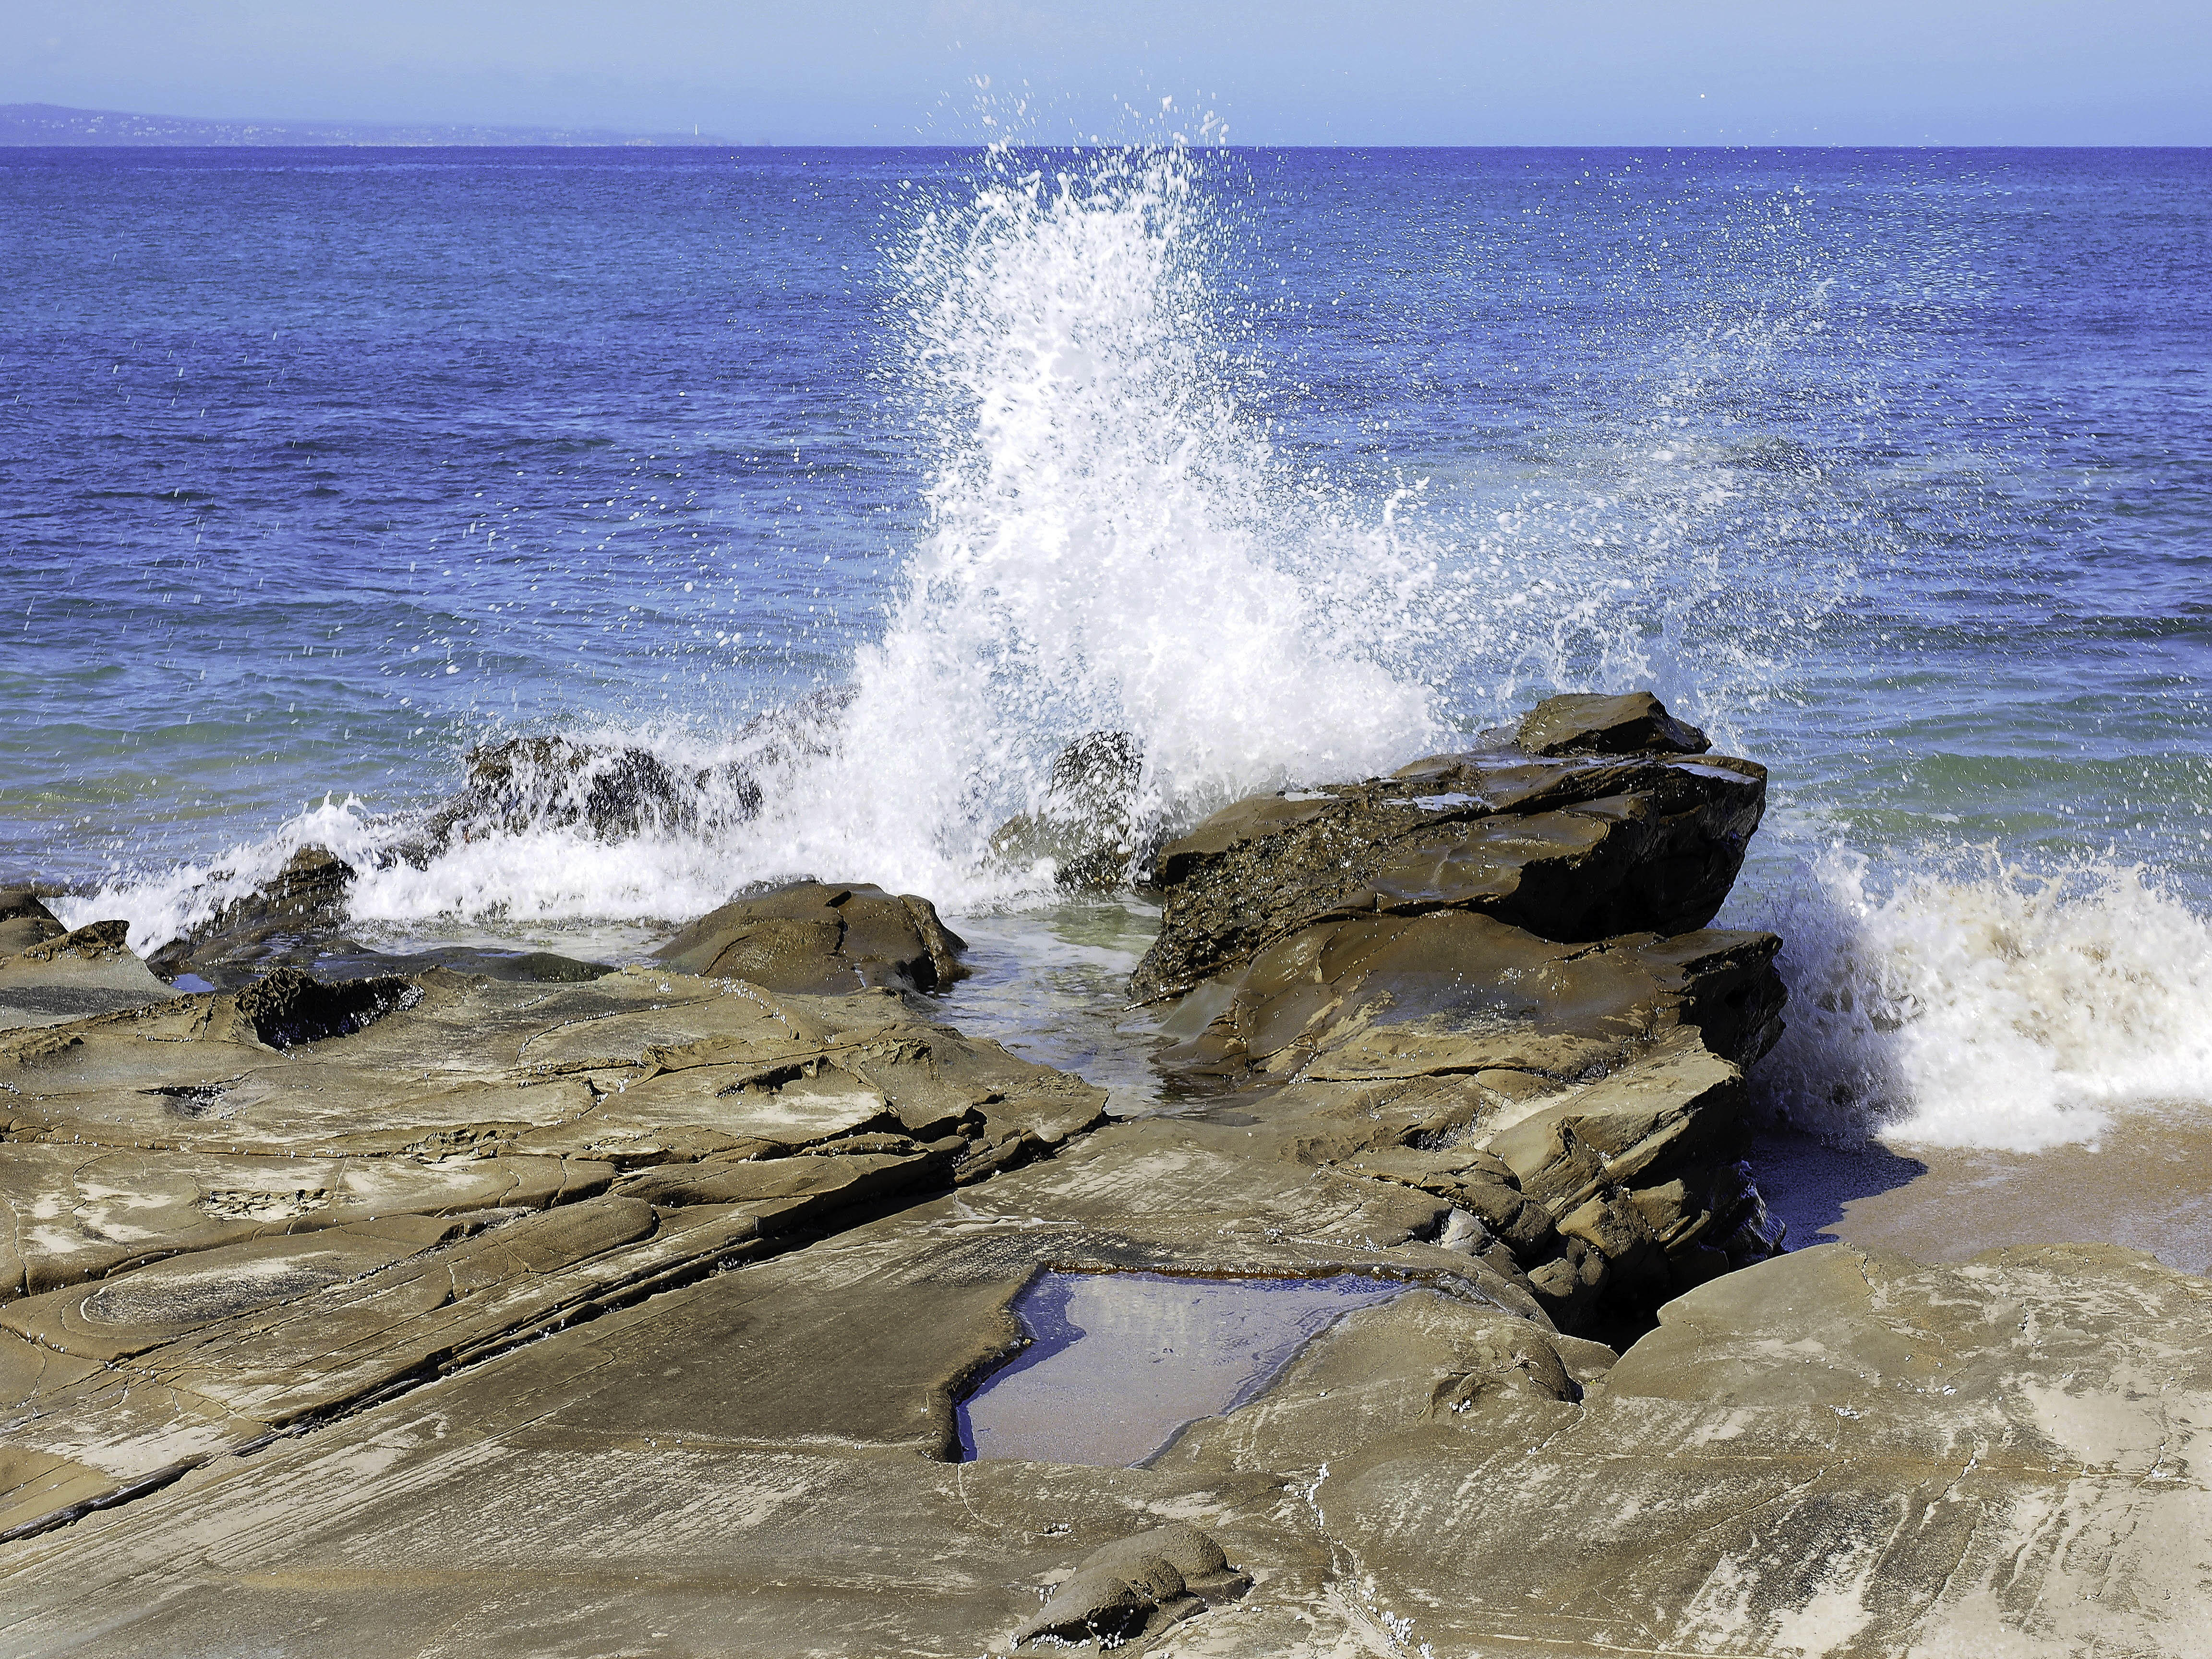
[{"left": 2, "top": 102, "right": 2205, "bottom": 152}]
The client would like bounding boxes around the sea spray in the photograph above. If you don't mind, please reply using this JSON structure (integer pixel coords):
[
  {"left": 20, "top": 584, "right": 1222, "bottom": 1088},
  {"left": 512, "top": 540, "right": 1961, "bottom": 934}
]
[
  {"left": 44, "top": 147, "right": 2212, "bottom": 1172},
  {"left": 590, "top": 140, "right": 1449, "bottom": 906},
  {"left": 780, "top": 141, "right": 1439, "bottom": 899},
  {"left": 64, "top": 148, "right": 1888, "bottom": 944}
]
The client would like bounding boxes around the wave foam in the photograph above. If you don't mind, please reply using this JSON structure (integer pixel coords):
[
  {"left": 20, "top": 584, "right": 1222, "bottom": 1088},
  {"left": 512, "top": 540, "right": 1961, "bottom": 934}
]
[
  {"left": 1755, "top": 846, "right": 2212, "bottom": 1151},
  {"left": 61, "top": 144, "right": 1445, "bottom": 942}
]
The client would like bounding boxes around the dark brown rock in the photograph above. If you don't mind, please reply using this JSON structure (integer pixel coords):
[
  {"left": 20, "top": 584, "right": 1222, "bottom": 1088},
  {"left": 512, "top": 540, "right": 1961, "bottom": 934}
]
[
  {"left": 653, "top": 880, "right": 966, "bottom": 994},
  {"left": 1131, "top": 699, "right": 1763, "bottom": 1003},
  {"left": 1159, "top": 910, "right": 1783, "bottom": 1081},
  {"left": 231, "top": 967, "right": 420, "bottom": 1050},
  {"left": 987, "top": 731, "right": 1151, "bottom": 892},
  {"left": 147, "top": 845, "right": 356, "bottom": 988},
  {"left": 1128, "top": 693, "right": 1786, "bottom": 1344},
  {"left": 1514, "top": 690, "right": 1712, "bottom": 757},
  {"left": 1152, "top": 904, "right": 1783, "bottom": 1341}
]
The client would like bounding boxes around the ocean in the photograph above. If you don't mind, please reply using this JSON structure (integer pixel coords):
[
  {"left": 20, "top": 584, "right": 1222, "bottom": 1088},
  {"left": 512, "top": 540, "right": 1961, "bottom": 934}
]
[{"left": 5, "top": 143, "right": 2210, "bottom": 1169}]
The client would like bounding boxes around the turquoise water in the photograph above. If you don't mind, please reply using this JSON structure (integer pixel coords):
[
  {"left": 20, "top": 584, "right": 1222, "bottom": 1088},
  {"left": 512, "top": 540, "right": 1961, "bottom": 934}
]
[{"left": 4, "top": 144, "right": 2209, "bottom": 1150}]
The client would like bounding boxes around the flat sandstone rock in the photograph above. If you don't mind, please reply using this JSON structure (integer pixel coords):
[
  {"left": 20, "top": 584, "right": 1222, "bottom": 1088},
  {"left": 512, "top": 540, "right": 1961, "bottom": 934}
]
[{"left": 1, "top": 698, "right": 2203, "bottom": 1656}]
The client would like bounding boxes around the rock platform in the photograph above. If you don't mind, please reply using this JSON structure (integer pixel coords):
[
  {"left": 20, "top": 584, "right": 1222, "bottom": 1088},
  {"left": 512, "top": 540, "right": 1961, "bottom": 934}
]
[{"left": 1, "top": 694, "right": 2207, "bottom": 1657}]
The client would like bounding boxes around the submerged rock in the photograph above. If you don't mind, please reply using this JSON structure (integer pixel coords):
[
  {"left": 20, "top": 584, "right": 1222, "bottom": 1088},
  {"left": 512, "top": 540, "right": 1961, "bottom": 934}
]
[
  {"left": 987, "top": 731, "right": 1152, "bottom": 892},
  {"left": 147, "top": 845, "right": 358, "bottom": 989},
  {"left": 654, "top": 879, "right": 967, "bottom": 994}
]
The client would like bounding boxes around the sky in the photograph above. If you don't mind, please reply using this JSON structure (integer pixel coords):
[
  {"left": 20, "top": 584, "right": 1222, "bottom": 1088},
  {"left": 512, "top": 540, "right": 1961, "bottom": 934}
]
[{"left": 3, "top": 0, "right": 2208, "bottom": 145}]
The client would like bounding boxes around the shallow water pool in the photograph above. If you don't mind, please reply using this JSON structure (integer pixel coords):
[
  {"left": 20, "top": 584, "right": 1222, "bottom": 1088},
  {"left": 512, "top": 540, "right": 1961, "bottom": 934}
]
[{"left": 956, "top": 1269, "right": 1407, "bottom": 1467}]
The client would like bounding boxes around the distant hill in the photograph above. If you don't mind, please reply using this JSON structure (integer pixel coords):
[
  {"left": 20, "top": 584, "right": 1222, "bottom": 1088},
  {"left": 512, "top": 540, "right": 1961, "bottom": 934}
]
[{"left": 0, "top": 102, "right": 734, "bottom": 147}]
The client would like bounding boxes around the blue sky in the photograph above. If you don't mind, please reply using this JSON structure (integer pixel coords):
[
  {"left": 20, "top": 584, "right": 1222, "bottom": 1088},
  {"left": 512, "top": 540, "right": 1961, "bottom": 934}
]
[{"left": 4, "top": 0, "right": 2207, "bottom": 144}]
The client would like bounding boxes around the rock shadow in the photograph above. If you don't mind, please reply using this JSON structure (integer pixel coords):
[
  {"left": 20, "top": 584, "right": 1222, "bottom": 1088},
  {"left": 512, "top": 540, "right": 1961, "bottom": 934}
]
[{"left": 1749, "top": 1128, "right": 1929, "bottom": 1251}]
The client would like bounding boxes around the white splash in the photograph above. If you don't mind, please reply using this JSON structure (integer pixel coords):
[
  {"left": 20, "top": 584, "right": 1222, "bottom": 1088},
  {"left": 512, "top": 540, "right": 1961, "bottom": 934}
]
[
  {"left": 762, "top": 142, "right": 1437, "bottom": 903},
  {"left": 1754, "top": 845, "right": 2212, "bottom": 1151},
  {"left": 51, "top": 796, "right": 380, "bottom": 956}
]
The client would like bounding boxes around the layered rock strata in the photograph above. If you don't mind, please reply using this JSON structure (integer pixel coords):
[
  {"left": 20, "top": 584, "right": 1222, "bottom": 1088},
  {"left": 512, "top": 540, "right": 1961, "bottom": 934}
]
[
  {"left": 0, "top": 917, "right": 1099, "bottom": 1541},
  {"left": 4, "top": 701, "right": 2209, "bottom": 1657},
  {"left": 1136, "top": 693, "right": 1787, "bottom": 1342},
  {"left": 1130, "top": 690, "right": 1755, "bottom": 1002},
  {"left": 5, "top": 1072, "right": 2208, "bottom": 1656}
]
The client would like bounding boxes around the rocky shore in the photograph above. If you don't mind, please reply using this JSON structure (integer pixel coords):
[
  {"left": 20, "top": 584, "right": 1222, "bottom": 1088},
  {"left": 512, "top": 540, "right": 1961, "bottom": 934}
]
[{"left": 2, "top": 694, "right": 2207, "bottom": 1657}]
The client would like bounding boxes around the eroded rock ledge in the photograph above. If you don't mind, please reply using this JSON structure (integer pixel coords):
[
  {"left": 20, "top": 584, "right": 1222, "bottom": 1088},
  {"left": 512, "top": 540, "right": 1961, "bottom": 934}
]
[
  {"left": 2, "top": 695, "right": 2208, "bottom": 1659},
  {"left": 1134, "top": 691, "right": 1787, "bottom": 1343},
  {"left": 0, "top": 913, "right": 1099, "bottom": 1543}
]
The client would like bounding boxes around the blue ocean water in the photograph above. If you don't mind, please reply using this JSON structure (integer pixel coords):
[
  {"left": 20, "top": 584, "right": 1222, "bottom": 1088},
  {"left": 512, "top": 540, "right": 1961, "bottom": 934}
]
[{"left": 3, "top": 144, "right": 2209, "bottom": 1150}]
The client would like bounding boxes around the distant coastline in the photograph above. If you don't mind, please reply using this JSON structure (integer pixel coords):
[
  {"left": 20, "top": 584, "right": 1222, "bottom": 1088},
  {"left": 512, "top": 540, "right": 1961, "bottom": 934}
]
[{"left": 0, "top": 101, "right": 735, "bottom": 147}]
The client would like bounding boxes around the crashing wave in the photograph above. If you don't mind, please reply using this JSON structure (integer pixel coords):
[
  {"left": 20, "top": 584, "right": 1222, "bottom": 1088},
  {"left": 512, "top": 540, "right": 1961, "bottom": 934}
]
[{"left": 1750, "top": 844, "right": 2212, "bottom": 1151}]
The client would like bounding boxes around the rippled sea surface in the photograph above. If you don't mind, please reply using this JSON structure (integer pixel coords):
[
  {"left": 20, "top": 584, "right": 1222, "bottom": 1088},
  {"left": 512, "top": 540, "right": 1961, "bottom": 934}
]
[{"left": 4, "top": 145, "right": 2208, "bottom": 1151}]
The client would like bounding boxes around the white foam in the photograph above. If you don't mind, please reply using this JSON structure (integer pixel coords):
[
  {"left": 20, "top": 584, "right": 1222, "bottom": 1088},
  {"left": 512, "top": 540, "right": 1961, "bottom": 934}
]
[
  {"left": 55, "top": 146, "right": 2208, "bottom": 1182},
  {"left": 1753, "top": 845, "right": 2212, "bottom": 1152},
  {"left": 51, "top": 797, "right": 383, "bottom": 956}
]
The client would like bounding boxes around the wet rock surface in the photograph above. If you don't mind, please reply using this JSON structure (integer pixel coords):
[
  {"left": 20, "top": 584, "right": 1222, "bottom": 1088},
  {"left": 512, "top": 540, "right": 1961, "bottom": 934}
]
[
  {"left": 1130, "top": 694, "right": 1764, "bottom": 1004},
  {"left": 422, "top": 734, "right": 764, "bottom": 847},
  {"left": 653, "top": 878, "right": 968, "bottom": 993},
  {"left": 2, "top": 694, "right": 2208, "bottom": 1656},
  {"left": 1514, "top": 687, "right": 1714, "bottom": 757},
  {"left": 987, "top": 730, "right": 1153, "bottom": 892},
  {"left": 146, "top": 845, "right": 358, "bottom": 988}
]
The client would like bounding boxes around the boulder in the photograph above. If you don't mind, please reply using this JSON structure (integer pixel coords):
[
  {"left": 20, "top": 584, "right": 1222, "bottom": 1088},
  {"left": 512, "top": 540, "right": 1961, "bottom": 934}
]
[
  {"left": 1158, "top": 911, "right": 1784, "bottom": 1081},
  {"left": 1131, "top": 693, "right": 1785, "bottom": 1342},
  {"left": 1131, "top": 701, "right": 1763, "bottom": 1003},
  {"left": 1514, "top": 689, "right": 1712, "bottom": 757},
  {"left": 1156, "top": 912, "right": 1786, "bottom": 1342},
  {"left": 653, "top": 880, "right": 966, "bottom": 994},
  {"left": 1012, "top": 1522, "right": 1248, "bottom": 1647}
]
